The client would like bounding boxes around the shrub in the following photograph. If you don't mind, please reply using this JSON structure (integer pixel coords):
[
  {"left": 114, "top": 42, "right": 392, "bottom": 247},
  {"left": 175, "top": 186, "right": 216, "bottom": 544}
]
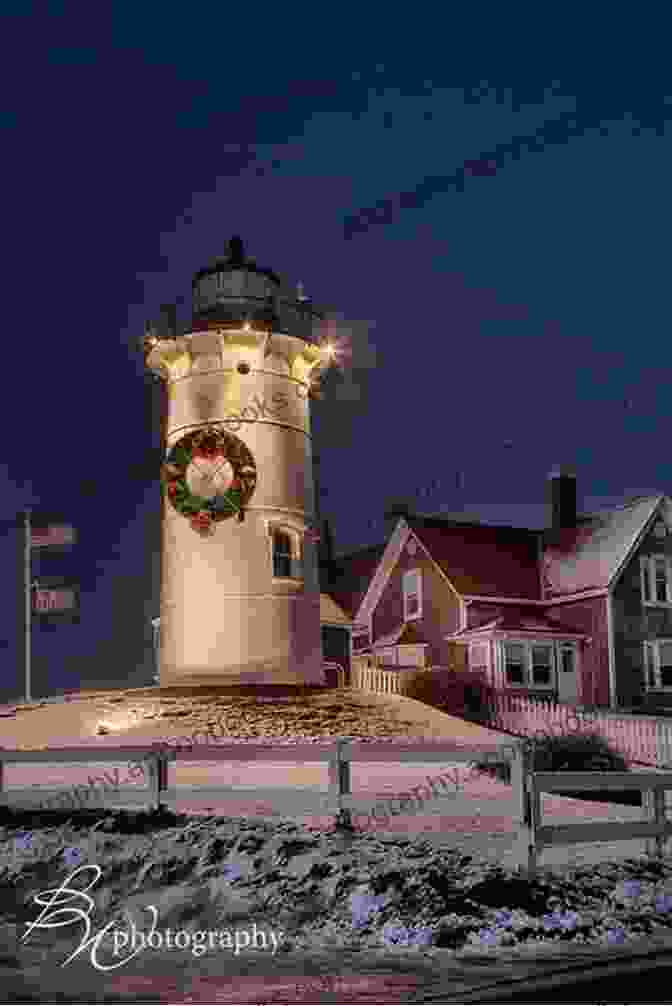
[{"left": 473, "top": 729, "right": 642, "bottom": 806}]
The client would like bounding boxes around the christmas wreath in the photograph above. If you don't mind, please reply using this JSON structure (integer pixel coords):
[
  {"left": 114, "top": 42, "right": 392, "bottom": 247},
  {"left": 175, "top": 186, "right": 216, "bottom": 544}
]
[{"left": 161, "top": 427, "right": 257, "bottom": 537}]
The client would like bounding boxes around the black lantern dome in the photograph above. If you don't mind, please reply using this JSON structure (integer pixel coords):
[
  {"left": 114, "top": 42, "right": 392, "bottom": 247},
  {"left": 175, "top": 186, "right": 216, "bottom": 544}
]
[{"left": 191, "top": 235, "right": 323, "bottom": 343}]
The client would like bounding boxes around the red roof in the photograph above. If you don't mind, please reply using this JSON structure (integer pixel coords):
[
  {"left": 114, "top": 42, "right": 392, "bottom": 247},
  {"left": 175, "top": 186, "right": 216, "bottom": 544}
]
[
  {"left": 410, "top": 518, "right": 542, "bottom": 598},
  {"left": 326, "top": 496, "right": 666, "bottom": 624}
]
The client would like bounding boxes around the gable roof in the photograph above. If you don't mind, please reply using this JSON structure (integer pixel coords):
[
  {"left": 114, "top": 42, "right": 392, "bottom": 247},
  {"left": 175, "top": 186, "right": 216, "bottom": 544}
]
[
  {"left": 325, "top": 495, "right": 668, "bottom": 625},
  {"left": 541, "top": 495, "right": 663, "bottom": 598},
  {"left": 323, "top": 543, "right": 387, "bottom": 620},
  {"left": 408, "top": 517, "right": 542, "bottom": 599}
]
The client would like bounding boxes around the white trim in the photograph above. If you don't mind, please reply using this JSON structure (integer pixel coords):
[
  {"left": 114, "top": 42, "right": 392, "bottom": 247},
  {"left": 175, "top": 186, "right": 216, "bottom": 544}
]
[
  {"left": 411, "top": 533, "right": 475, "bottom": 605},
  {"left": 353, "top": 520, "right": 411, "bottom": 623},
  {"left": 606, "top": 591, "right": 617, "bottom": 710},
  {"left": 608, "top": 495, "right": 665, "bottom": 590},
  {"left": 445, "top": 627, "right": 588, "bottom": 641},
  {"left": 461, "top": 588, "right": 608, "bottom": 605}
]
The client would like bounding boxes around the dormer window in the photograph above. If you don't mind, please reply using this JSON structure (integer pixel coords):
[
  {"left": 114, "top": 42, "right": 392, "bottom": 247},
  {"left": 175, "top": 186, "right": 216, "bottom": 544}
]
[
  {"left": 403, "top": 569, "right": 422, "bottom": 620},
  {"left": 270, "top": 525, "right": 303, "bottom": 579},
  {"left": 641, "top": 555, "right": 672, "bottom": 605}
]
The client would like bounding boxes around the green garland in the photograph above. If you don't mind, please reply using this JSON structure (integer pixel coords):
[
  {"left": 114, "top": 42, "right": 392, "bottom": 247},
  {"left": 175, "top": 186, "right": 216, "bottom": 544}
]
[{"left": 161, "top": 427, "right": 257, "bottom": 536}]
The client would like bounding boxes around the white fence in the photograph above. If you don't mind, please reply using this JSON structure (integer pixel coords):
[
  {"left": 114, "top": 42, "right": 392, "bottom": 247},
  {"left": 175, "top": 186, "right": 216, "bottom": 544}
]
[
  {"left": 349, "top": 666, "right": 672, "bottom": 769},
  {"left": 3, "top": 739, "right": 672, "bottom": 877},
  {"left": 481, "top": 691, "right": 672, "bottom": 768},
  {"left": 350, "top": 659, "right": 433, "bottom": 696}
]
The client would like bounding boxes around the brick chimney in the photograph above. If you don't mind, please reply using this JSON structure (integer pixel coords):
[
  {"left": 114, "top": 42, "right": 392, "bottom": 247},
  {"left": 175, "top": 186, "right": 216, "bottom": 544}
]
[{"left": 547, "top": 467, "right": 577, "bottom": 530}]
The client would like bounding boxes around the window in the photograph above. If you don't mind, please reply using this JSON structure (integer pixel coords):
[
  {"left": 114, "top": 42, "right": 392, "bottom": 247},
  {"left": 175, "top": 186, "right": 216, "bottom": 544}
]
[
  {"left": 402, "top": 569, "right": 422, "bottom": 620},
  {"left": 641, "top": 555, "right": 672, "bottom": 605},
  {"left": 502, "top": 641, "right": 556, "bottom": 689},
  {"left": 644, "top": 640, "right": 672, "bottom": 689},
  {"left": 271, "top": 528, "right": 302, "bottom": 579},
  {"left": 504, "top": 643, "right": 526, "bottom": 685},
  {"left": 531, "top": 645, "right": 552, "bottom": 686}
]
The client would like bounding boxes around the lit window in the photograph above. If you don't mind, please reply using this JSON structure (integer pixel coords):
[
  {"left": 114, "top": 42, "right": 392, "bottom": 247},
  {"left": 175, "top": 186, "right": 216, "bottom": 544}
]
[
  {"left": 272, "top": 528, "right": 302, "bottom": 579},
  {"left": 645, "top": 639, "right": 672, "bottom": 689},
  {"left": 403, "top": 569, "right": 422, "bottom": 620},
  {"left": 641, "top": 555, "right": 672, "bottom": 605}
]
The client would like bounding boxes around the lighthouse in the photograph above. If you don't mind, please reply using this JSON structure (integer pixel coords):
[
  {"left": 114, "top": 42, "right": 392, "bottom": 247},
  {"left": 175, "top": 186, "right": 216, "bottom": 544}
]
[{"left": 144, "top": 236, "right": 334, "bottom": 686}]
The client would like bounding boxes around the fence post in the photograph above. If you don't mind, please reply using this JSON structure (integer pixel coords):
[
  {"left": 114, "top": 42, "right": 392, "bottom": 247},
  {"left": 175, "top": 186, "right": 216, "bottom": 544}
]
[
  {"left": 644, "top": 785, "right": 666, "bottom": 858},
  {"left": 511, "top": 741, "right": 537, "bottom": 879},
  {"left": 146, "top": 750, "right": 168, "bottom": 812},
  {"left": 657, "top": 719, "right": 672, "bottom": 768},
  {"left": 329, "top": 739, "right": 353, "bottom": 831}
]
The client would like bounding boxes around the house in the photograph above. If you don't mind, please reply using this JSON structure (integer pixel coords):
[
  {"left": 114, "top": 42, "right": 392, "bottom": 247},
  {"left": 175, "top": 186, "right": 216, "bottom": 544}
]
[{"left": 321, "top": 469, "right": 672, "bottom": 712}]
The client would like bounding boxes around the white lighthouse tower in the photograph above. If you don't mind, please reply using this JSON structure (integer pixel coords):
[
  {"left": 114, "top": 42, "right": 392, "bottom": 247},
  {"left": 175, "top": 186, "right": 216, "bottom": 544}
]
[{"left": 144, "top": 236, "right": 333, "bottom": 687}]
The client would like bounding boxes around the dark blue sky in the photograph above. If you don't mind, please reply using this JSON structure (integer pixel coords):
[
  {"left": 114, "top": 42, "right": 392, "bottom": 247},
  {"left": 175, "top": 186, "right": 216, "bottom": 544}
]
[{"left": 1, "top": 5, "right": 671, "bottom": 699}]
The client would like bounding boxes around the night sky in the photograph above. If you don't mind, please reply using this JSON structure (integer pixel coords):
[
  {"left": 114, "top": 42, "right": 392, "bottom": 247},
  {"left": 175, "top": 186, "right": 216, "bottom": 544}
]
[{"left": 1, "top": 6, "right": 671, "bottom": 700}]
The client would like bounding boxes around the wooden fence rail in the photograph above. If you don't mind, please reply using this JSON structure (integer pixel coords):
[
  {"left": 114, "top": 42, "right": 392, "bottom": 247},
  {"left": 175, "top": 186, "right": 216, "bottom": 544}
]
[
  {"left": 515, "top": 742, "right": 672, "bottom": 877},
  {"left": 2, "top": 740, "right": 672, "bottom": 877}
]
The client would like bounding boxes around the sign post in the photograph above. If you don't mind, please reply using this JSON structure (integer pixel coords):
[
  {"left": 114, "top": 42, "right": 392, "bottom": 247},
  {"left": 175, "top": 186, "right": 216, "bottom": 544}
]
[
  {"left": 22, "top": 512, "right": 78, "bottom": 702},
  {"left": 24, "top": 509, "right": 31, "bottom": 703}
]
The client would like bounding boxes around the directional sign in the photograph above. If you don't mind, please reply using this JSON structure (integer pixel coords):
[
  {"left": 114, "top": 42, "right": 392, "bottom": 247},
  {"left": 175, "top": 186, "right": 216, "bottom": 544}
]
[{"left": 33, "top": 587, "right": 77, "bottom": 614}]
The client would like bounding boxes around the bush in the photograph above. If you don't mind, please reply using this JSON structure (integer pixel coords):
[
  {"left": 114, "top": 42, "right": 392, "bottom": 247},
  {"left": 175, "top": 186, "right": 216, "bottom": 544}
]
[{"left": 473, "top": 729, "right": 643, "bottom": 806}]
